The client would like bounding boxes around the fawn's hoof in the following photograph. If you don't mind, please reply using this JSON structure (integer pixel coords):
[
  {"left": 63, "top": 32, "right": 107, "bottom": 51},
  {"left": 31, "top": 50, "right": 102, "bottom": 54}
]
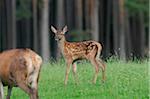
[
  {"left": 101, "top": 79, "right": 106, "bottom": 83},
  {"left": 92, "top": 80, "right": 96, "bottom": 84}
]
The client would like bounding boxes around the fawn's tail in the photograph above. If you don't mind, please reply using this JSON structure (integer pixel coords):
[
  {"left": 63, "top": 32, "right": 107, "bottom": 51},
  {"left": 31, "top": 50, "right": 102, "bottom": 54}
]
[{"left": 95, "top": 42, "right": 102, "bottom": 59}]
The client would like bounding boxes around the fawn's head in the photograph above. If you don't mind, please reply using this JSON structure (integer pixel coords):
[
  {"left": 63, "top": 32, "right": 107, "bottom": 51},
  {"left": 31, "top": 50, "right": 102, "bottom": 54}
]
[{"left": 51, "top": 26, "right": 68, "bottom": 41}]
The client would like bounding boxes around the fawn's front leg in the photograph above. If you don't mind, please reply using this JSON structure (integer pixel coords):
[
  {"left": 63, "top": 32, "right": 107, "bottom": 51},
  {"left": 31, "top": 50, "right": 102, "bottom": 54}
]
[
  {"left": 64, "top": 60, "right": 72, "bottom": 85},
  {"left": 72, "top": 63, "right": 79, "bottom": 84}
]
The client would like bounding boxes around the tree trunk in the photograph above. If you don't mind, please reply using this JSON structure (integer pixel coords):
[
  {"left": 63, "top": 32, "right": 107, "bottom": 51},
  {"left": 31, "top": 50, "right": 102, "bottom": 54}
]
[
  {"left": 112, "top": 0, "right": 120, "bottom": 56},
  {"left": 6, "top": 0, "right": 16, "bottom": 49},
  {"left": 124, "top": 9, "right": 131, "bottom": 59},
  {"left": 2, "top": 0, "right": 8, "bottom": 50},
  {"left": 75, "top": 0, "right": 83, "bottom": 30},
  {"left": 130, "top": 16, "right": 136, "bottom": 59},
  {"left": 90, "top": 0, "right": 99, "bottom": 41},
  {"left": 84, "top": 0, "right": 90, "bottom": 30},
  {"left": 0, "top": 0, "right": 3, "bottom": 50},
  {"left": 66, "top": 0, "right": 75, "bottom": 30},
  {"left": 119, "top": 0, "right": 126, "bottom": 60},
  {"left": 105, "top": 0, "right": 112, "bottom": 57},
  {"left": 11, "top": 0, "right": 16, "bottom": 48},
  {"left": 32, "top": 0, "right": 38, "bottom": 52},
  {"left": 40, "top": 0, "right": 50, "bottom": 61},
  {"left": 99, "top": 0, "right": 104, "bottom": 42},
  {"left": 138, "top": 11, "right": 145, "bottom": 58},
  {"left": 25, "top": 19, "right": 31, "bottom": 48},
  {"left": 56, "top": 0, "right": 65, "bottom": 27}
]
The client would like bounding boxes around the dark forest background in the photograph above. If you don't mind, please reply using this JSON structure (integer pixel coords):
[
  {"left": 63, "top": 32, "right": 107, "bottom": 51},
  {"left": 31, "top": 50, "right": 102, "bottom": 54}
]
[{"left": 0, "top": 0, "right": 149, "bottom": 61}]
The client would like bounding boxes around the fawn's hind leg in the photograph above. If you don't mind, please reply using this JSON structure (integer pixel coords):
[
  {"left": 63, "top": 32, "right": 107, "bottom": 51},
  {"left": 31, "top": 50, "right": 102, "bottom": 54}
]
[
  {"left": 96, "top": 58, "right": 106, "bottom": 82},
  {"left": 90, "top": 58, "right": 100, "bottom": 84}
]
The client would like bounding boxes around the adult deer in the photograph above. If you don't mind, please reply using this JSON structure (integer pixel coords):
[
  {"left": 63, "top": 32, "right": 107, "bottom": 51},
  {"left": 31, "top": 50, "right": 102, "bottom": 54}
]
[
  {"left": 0, "top": 49, "right": 42, "bottom": 99},
  {"left": 51, "top": 25, "right": 106, "bottom": 85}
]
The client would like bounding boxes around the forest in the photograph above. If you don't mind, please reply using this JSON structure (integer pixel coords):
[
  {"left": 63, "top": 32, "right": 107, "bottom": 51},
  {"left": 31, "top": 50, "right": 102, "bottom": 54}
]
[
  {"left": 0, "top": 0, "right": 149, "bottom": 61},
  {"left": 0, "top": 0, "right": 149, "bottom": 99}
]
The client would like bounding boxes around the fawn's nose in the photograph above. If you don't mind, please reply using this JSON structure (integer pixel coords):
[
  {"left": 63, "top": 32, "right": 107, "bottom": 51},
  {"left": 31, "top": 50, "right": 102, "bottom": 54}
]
[{"left": 55, "top": 36, "right": 60, "bottom": 41}]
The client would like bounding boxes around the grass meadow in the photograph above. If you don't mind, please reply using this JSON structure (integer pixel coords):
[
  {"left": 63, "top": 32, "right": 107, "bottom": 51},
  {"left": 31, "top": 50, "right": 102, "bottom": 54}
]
[{"left": 4, "top": 59, "right": 148, "bottom": 99}]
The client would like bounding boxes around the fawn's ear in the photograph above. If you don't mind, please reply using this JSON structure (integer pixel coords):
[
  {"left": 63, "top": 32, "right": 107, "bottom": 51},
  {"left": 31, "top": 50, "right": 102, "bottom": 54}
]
[
  {"left": 62, "top": 25, "right": 68, "bottom": 34},
  {"left": 51, "top": 26, "right": 57, "bottom": 33}
]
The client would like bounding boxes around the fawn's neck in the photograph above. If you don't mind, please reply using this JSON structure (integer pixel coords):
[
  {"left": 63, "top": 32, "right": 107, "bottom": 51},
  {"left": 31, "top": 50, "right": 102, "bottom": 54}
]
[{"left": 57, "top": 38, "right": 66, "bottom": 54}]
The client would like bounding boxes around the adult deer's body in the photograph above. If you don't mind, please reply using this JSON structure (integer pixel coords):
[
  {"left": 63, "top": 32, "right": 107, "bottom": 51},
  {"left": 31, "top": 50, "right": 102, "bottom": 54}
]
[
  {"left": 51, "top": 26, "right": 106, "bottom": 85},
  {"left": 0, "top": 49, "right": 42, "bottom": 99}
]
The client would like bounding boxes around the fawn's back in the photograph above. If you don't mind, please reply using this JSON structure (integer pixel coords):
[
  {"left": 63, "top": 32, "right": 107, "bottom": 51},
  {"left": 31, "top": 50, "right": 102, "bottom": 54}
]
[{"left": 63, "top": 40, "right": 102, "bottom": 60}]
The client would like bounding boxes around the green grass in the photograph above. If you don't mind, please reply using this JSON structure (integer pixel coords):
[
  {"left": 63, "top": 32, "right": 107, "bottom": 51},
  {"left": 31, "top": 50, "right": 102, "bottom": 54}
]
[{"left": 4, "top": 59, "right": 148, "bottom": 99}]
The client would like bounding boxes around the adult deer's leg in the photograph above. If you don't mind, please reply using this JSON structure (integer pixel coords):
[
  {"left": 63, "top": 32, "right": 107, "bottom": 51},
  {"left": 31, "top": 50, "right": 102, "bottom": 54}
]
[
  {"left": 90, "top": 58, "right": 100, "bottom": 84},
  {"left": 64, "top": 59, "right": 72, "bottom": 85},
  {"left": 29, "top": 67, "right": 41, "bottom": 99},
  {"left": 0, "top": 79, "right": 4, "bottom": 99},
  {"left": 30, "top": 83, "right": 38, "bottom": 99},
  {"left": 96, "top": 58, "right": 106, "bottom": 82},
  {"left": 6, "top": 86, "right": 13, "bottom": 99},
  {"left": 72, "top": 62, "right": 79, "bottom": 84},
  {"left": 16, "top": 73, "right": 36, "bottom": 99},
  {"left": 17, "top": 81, "right": 35, "bottom": 99}
]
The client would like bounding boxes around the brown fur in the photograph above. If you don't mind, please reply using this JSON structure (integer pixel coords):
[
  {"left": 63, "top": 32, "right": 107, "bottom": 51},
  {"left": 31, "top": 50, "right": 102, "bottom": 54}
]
[
  {"left": 51, "top": 26, "right": 106, "bottom": 85},
  {"left": 0, "top": 49, "right": 42, "bottom": 99}
]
